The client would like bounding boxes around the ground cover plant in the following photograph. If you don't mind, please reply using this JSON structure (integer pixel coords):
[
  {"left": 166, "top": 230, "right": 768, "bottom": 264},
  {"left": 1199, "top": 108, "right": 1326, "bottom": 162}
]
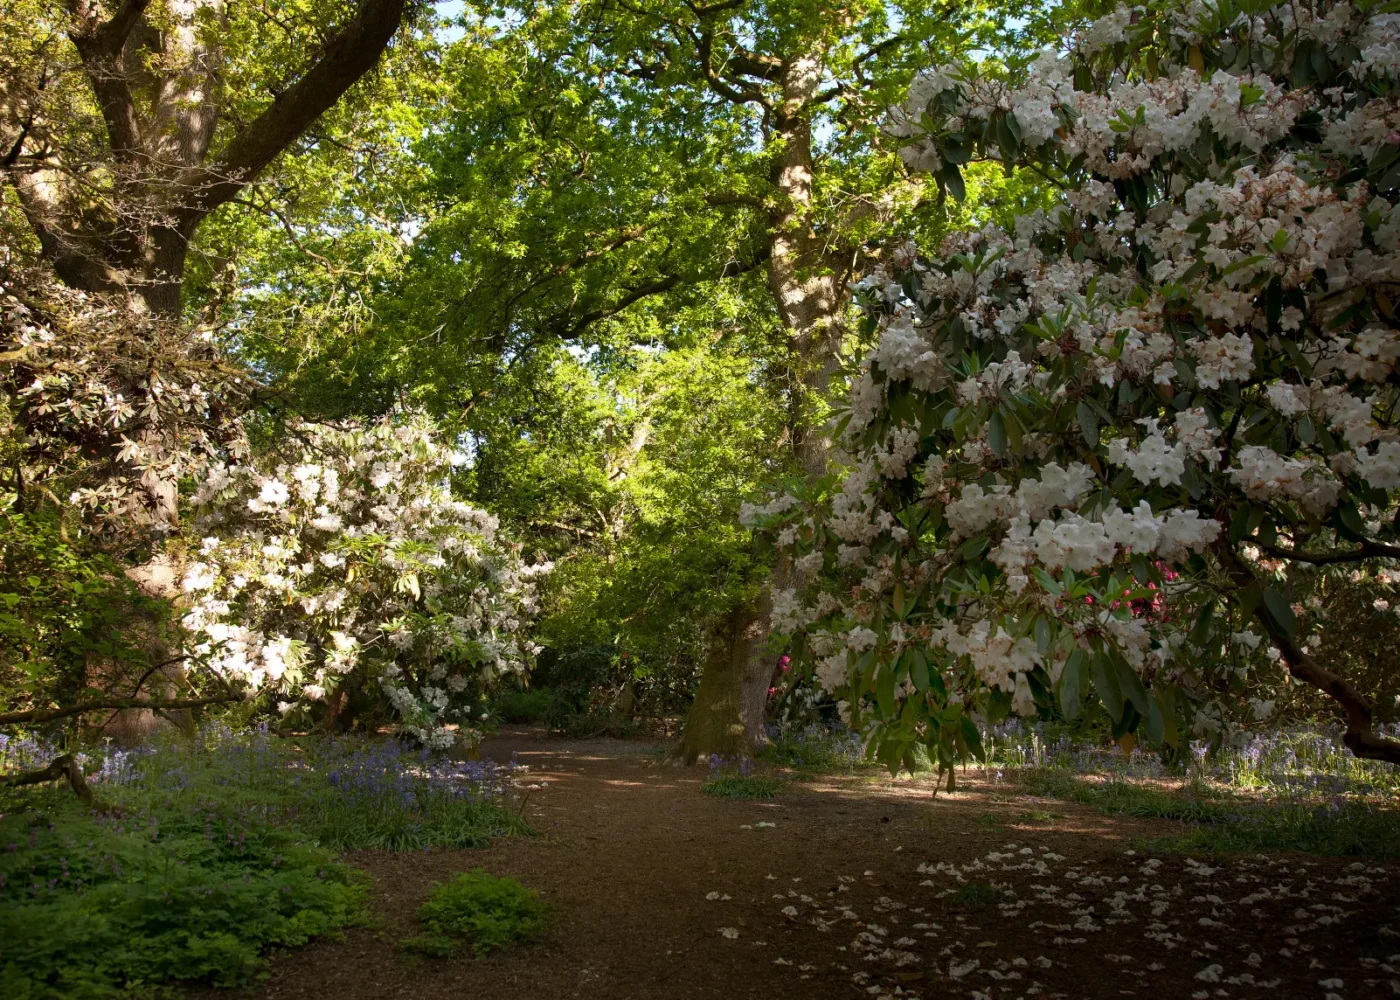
[
  {"left": 976, "top": 718, "right": 1400, "bottom": 856},
  {"left": 402, "top": 869, "right": 549, "bottom": 957},
  {"left": 0, "top": 725, "right": 530, "bottom": 995},
  {"left": 701, "top": 755, "right": 782, "bottom": 800}
]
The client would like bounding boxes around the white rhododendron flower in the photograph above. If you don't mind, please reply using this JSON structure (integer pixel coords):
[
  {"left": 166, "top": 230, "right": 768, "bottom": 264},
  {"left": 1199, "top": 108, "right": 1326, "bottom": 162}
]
[{"left": 182, "top": 413, "right": 548, "bottom": 748}]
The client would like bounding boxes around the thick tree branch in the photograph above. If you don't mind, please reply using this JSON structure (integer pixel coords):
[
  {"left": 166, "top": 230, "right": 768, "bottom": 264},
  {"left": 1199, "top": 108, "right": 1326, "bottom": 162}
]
[
  {"left": 705, "top": 190, "right": 768, "bottom": 212},
  {"left": 562, "top": 275, "right": 681, "bottom": 339},
  {"left": 690, "top": 25, "right": 770, "bottom": 108},
  {"left": 557, "top": 247, "right": 771, "bottom": 339},
  {"left": 66, "top": 0, "right": 150, "bottom": 159},
  {"left": 1219, "top": 542, "right": 1400, "bottom": 764},
  {"left": 1262, "top": 539, "right": 1400, "bottom": 565},
  {"left": 193, "top": 0, "right": 411, "bottom": 215},
  {"left": 0, "top": 753, "right": 94, "bottom": 803},
  {"left": 0, "top": 695, "right": 240, "bottom": 728}
]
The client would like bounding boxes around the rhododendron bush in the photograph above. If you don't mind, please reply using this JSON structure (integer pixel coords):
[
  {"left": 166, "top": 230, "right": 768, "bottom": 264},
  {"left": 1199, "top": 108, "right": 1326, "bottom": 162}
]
[
  {"left": 748, "top": 0, "right": 1400, "bottom": 776},
  {"left": 181, "top": 415, "right": 547, "bottom": 748}
]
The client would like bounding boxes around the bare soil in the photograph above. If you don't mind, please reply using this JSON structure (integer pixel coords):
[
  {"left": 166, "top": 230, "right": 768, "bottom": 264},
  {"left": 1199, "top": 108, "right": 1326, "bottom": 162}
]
[{"left": 210, "top": 726, "right": 1398, "bottom": 1000}]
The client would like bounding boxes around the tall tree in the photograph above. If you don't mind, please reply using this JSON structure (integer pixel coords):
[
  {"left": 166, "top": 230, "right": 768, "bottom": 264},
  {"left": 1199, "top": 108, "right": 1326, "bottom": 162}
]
[
  {"left": 401, "top": 0, "right": 1051, "bottom": 758},
  {"left": 1, "top": 0, "right": 417, "bottom": 317}
]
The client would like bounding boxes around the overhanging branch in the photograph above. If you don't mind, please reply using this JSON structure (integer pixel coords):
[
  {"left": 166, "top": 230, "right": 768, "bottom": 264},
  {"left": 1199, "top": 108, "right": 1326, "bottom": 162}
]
[
  {"left": 1261, "top": 539, "right": 1400, "bottom": 565},
  {"left": 0, "top": 695, "right": 241, "bottom": 728},
  {"left": 193, "top": 0, "right": 411, "bottom": 215},
  {"left": 1219, "top": 541, "right": 1400, "bottom": 764}
]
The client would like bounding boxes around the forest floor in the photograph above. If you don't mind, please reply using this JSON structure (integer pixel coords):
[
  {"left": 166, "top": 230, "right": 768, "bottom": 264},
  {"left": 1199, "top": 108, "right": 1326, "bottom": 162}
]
[{"left": 212, "top": 726, "right": 1397, "bottom": 1000}]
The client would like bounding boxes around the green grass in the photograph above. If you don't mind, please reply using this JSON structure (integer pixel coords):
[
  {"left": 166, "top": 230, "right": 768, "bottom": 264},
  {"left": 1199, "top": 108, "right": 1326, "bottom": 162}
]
[
  {"left": 1012, "top": 769, "right": 1400, "bottom": 857},
  {"left": 403, "top": 870, "right": 549, "bottom": 957},
  {"left": 948, "top": 882, "right": 1007, "bottom": 909},
  {"left": 702, "top": 773, "right": 781, "bottom": 800}
]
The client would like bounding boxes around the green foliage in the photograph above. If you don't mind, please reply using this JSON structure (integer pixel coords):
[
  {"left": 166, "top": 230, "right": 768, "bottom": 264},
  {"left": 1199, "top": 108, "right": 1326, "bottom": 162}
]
[
  {"left": 701, "top": 773, "right": 782, "bottom": 800},
  {"left": 759, "top": 722, "right": 872, "bottom": 774},
  {"left": 947, "top": 882, "right": 1008, "bottom": 909},
  {"left": 0, "top": 787, "right": 366, "bottom": 997},
  {"left": 0, "top": 509, "right": 171, "bottom": 722},
  {"left": 0, "top": 725, "right": 533, "bottom": 996},
  {"left": 491, "top": 688, "right": 555, "bottom": 725},
  {"left": 407, "top": 870, "right": 549, "bottom": 957},
  {"left": 476, "top": 346, "right": 780, "bottom": 714}
]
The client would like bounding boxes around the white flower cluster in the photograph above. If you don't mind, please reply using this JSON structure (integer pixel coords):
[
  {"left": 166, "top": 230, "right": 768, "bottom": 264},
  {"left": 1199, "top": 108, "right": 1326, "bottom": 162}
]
[
  {"left": 753, "top": 0, "right": 1400, "bottom": 760},
  {"left": 182, "top": 413, "right": 547, "bottom": 748}
]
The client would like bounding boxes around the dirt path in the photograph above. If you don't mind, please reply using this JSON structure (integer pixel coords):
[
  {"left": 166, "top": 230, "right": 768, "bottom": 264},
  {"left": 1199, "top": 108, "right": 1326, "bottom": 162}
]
[{"left": 226, "top": 727, "right": 1398, "bottom": 1000}]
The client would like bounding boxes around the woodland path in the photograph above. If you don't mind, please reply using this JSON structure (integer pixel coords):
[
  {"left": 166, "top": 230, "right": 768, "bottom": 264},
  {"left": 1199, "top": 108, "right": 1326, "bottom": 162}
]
[{"left": 214, "top": 726, "right": 1397, "bottom": 1000}]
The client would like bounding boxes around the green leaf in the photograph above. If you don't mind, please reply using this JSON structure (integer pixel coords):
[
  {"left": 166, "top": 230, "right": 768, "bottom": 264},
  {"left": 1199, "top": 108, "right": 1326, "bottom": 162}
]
[
  {"left": 1190, "top": 601, "right": 1215, "bottom": 645},
  {"left": 1262, "top": 587, "right": 1296, "bottom": 637},
  {"left": 960, "top": 715, "right": 985, "bottom": 762},
  {"left": 1116, "top": 658, "right": 1151, "bottom": 719},
  {"left": 988, "top": 411, "right": 1007, "bottom": 456},
  {"left": 876, "top": 662, "right": 897, "bottom": 718},
  {"left": 1092, "top": 653, "right": 1124, "bottom": 723},
  {"left": 910, "top": 648, "right": 930, "bottom": 693},
  {"left": 1034, "top": 617, "right": 1051, "bottom": 655},
  {"left": 1076, "top": 401, "right": 1099, "bottom": 448},
  {"left": 1156, "top": 687, "right": 1180, "bottom": 748},
  {"left": 1144, "top": 694, "right": 1165, "bottom": 745},
  {"left": 1059, "top": 649, "right": 1087, "bottom": 720}
]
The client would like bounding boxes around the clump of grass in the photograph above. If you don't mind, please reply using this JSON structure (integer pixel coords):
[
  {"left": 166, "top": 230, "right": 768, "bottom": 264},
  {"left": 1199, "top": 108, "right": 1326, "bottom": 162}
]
[
  {"left": 702, "top": 755, "right": 781, "bottom": 799},
  {"left": 403, "top": 870, "right": 549, "bottom": 957},
  {"left": 948, "top": 882, "right": 1007, "bottom": 909},
  {"left": 703, "top": 773, "right": 781, "bottom": 800}
]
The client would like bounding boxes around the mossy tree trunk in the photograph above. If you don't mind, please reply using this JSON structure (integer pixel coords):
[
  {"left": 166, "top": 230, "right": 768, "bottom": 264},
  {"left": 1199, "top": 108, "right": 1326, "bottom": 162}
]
[{"left": 674, "top": 600, "right": 774, "bottom": 763}]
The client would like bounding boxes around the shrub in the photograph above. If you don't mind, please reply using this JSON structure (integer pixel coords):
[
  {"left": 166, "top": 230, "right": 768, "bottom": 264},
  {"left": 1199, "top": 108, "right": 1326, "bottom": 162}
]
[
  {"left": 492, "top": 688, "right": 554, "bottom": 725},
  {"left": 749, "top": 0, "right": 1400, "bottom": 778},
  {"left": 406, "top": 870, "right": 549, "bottom": 956},
  {"left": 760, "top": 722, "right": 870, "bottom": 773}
]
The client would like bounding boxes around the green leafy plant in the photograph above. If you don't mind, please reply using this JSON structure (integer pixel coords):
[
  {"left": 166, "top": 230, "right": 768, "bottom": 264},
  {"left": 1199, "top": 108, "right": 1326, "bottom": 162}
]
[
  {"left": 701, "top": 757, "right": 782, "bottom": 800},
  {"left": 491, "top": 688, "right": 555, "bottom": 725},
  {"left": 0, "top": 788, "right": 367, "bottom": 998},
  {"left": 406, "top": 870, "right": 550, "bottom": 957}
]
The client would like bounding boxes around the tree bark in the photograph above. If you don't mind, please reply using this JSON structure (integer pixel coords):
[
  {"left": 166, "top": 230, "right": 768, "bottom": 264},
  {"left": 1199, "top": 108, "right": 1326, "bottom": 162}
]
[
  {"left": 675, "top": 601, "right": 773, "bottom": 763},
  {"left": 5, "top": 0, "right": 412, "bottom": 316},
  {"left": 679, "top": 44, "right": 851, "bottom": 759},
  {"left": 0, "top": 754, "right": 96, "bottom": 804}
]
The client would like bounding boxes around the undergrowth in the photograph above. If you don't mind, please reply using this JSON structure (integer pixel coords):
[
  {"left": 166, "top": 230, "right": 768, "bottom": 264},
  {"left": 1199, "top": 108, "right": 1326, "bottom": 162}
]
[
  {"left": 402, "top": 869, "right": 549, "bottom": 956},
  {"left": 1011, "top": 769, "right": 1400, "bottom": 858},
  {"left": 0, "top": 725, "right": 530, "bottom": 995},
  {"left": 491, "top": 688, "right": 554, "bottom": 725},
  {"left": 701, "top": 754, "right": 781, "bottom": 800}
]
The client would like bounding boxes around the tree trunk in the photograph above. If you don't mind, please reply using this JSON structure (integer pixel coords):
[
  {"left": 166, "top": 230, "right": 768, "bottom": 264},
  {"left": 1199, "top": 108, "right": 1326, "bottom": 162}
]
[
  {"left": 6, "top": 0, "right": 411, "bottom": 317},
  {"left": 678, "top": 46, "right": 847, "bottom": 759},
  {"left": 675, "top": 600, "right": 773, "bottom": 763}
]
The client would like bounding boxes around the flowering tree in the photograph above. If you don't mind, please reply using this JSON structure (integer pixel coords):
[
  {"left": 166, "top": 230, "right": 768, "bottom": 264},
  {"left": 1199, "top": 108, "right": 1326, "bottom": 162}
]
[
  {"left": 181, "top": 414, "right": 547, "bottom": 748},
  {"left": 748, "top": 0, "right": 1400, "bottom": 777}
]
